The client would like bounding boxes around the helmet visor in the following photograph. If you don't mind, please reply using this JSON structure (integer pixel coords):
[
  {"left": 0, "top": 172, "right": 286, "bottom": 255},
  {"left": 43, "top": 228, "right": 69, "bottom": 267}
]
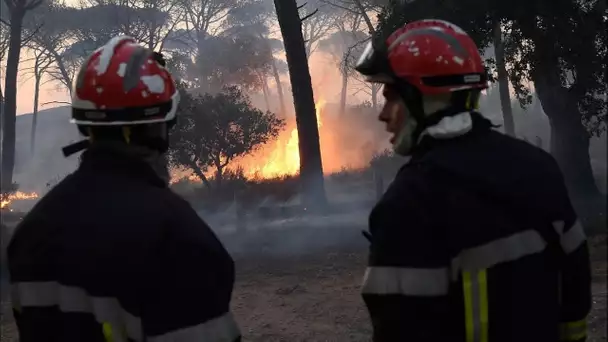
[{"left": 355, "top": 40, "right": 394, "bottom": 83}]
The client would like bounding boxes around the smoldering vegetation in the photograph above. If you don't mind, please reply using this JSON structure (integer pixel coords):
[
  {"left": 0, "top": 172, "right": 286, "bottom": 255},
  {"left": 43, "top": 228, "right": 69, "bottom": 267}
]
[
  {"left": 4, "top": 96, "right": 607, "bottom": 260},
  {"left": 1, "top": 0, "right": 605, "bottom": 263}
]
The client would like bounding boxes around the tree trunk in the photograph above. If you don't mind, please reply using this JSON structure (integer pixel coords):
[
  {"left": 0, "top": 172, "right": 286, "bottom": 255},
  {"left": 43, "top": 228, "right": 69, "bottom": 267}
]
[
  {"left": 271, "top": 58, "right": 286, "bottom": 115},
  {"left": 260, "top": 33, "right": 286, "bottom": 115},
  {"left": 493, "top": 21, "right": 515, "bottom": 137},
  {"left": 195, "top": 31, "right": 211, "bottom": 94},
  {"left": 520, "top": 16, "right": 601, "bottom": 200},
  {"left": 274, "top": 0, "right": 327, "bottom": 209},
  {"left": 371, "top": 84, "right": 379, "bottom": 110},
  {"left": 1, "top": 10, "right": 24, "bottom": 190},
  {"left": 0, "top": 80, "right": 4, "bottom": 144},
  {"left": 534, "top": 78, "right": 599, "bottom": 198},
  {"left": 261, "top": 75, "right": 271, "bottom": 111},
  {"left": 49, "top": 48, "right": 73, "bottom": 95},
  {"left": 188, "top": 162, "right": 212, "bottom": 189},
  {"left": 215, "top": 158, "right": 224, "bottom": 188},
  {"left": 352, "top": 0, "right": 375, "bottom": 34},
  {"left": 30, "top": 74, "right": 41, "bottom": 155},
  {"left": 339, "top": 70, "right": 348, "bottom": 116}
]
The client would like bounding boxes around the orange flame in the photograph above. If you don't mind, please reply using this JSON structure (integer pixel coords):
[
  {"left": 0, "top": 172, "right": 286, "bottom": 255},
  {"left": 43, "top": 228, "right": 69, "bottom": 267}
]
[
  {"left": 0, "top": 191, "right": 39, "bottom": 209},
  {"left": 241, "top": 99, "right": 327, "bottom": 178}
]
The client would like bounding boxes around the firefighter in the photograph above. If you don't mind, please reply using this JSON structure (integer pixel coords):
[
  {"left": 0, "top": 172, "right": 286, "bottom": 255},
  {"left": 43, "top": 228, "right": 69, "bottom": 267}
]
[
  {"left": 8, "top": 36, "right": 241, "bottom": 342},
  {"left": 355, "top": 19, "right": 592, "bottom": 342}
]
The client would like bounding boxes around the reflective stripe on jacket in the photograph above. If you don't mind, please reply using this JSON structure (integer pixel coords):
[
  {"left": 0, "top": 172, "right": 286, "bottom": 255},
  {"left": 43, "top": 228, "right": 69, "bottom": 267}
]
[
  {"left": 8, "top": 145, "right": 241, "bottom": 342},
  {"left": 362, "top": 116, "right": 592, "bottom": 342}
]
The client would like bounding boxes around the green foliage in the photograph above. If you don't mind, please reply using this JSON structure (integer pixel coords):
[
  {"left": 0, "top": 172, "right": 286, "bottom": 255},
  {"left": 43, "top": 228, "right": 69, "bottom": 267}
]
[
  {"left": 195, "top": 34, "right": 273, "bottom": 91},
  {"left": 376, "top": 0, "right": 494, "bottom": 51},
  {"left": 168, "top": 84, "right": 286, "bottom": 187},
  {"left": 377, "top": 0, "right": 606, "bottom": 136},
  {"left": 173, "top": 172, "right": 301, "bottom": 210}
]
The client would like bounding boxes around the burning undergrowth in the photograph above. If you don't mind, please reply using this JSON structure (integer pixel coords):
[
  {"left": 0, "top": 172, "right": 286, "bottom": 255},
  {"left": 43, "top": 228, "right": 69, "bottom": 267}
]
[
  {"left": 0, "top": 191, "right": 39, "bottom": 212},
  {"left": 170, "top": 98, "right": 388, "bottom": 188},
  {"left": 235, "top": 99, "right": 382, "bottom": 178}
]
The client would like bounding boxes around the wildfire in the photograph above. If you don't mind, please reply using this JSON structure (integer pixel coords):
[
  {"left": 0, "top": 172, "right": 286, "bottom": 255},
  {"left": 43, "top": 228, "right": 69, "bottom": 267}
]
[
  {"left": 242, "top": 99, "right": 327, "bottom": 178},
  {"left": 0, "top": 191, "right": 39, "bottom": 209},
  {"left": 172, "top": 96, "right": 372, "bottom": 183}
]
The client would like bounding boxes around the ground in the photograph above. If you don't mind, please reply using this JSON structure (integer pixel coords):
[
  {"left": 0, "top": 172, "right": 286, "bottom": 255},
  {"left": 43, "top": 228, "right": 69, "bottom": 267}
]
[{"left": 1, "top": 234, "right": 606, "bottom": 341}]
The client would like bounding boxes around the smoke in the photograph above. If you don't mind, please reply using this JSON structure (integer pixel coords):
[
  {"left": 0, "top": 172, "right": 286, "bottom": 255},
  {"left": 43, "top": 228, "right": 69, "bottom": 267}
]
[
  {"left": 8, "top": 28, "right": 607, "bottom": 260},
  {"left": 202, "top": 195, "right": 373, "bottom": 257},
  {"left": 234, "top": 50, "right": 390, "bottom": 178}
]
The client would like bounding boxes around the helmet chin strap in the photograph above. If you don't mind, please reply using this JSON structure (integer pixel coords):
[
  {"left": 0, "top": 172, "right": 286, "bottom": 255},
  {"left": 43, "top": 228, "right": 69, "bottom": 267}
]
[
  {"left": 391, "top": 82, "right": 478, "bottom": 156},
  {"left": 62, "top": 120, "right": 174, "bottom": 158},
  {"left": 392, "top": 119, "right": 418, "bottom": 156}
]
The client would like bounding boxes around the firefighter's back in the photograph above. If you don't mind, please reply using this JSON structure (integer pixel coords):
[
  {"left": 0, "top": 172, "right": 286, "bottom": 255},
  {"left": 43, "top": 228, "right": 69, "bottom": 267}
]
[
  {"left": 8, "top": 146, "right": 239, "bottom": 341},
  {"left": 420, "top": 125, "right": 591, "bottom": 341}
]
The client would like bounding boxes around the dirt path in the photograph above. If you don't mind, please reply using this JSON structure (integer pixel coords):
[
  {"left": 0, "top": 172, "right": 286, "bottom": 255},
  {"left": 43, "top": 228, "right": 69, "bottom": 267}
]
[
  {"left": 232, "top": 252, "right": 371, "bottom": 341},
  {"left": 1, "top": 236, "right": 606, "bottom": 342}
]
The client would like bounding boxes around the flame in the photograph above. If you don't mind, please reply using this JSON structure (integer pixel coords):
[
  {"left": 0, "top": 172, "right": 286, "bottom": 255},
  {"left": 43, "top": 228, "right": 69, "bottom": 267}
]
[
  {"left": 174, "top": 96, "right": 372, "bottom": 183},
  {"left": 241, "top": 99, "right": 327, "bottom": 179},
  {"left": 0, "top": 191, "right": 39, "bottom": 209}
]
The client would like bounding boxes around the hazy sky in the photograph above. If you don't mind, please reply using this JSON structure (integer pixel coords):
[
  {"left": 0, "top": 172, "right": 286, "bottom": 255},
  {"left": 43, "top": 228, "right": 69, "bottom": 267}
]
[
  {"left": 3, "top": 48, "right": 71, "bottom": 115},
  {"left": 7, "top": 47, "right": 368, "bottom": 116}
]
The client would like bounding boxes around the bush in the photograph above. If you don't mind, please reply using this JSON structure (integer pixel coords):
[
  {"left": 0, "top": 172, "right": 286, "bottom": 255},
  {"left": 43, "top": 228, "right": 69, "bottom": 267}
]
[
  {"left": 173, "top": 171, "right": 301, "bottom": 211},
  {"left": 370, "top": 149, "right": 406, "bottom": 180},
  {"left": 327, "top": 167, "right": 369, "bottom": 185}
]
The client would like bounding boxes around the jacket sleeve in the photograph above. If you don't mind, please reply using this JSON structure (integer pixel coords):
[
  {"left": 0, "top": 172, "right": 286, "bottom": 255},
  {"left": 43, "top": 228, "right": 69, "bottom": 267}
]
[
  {"left": 140, "top": 199, "right": 241, "bottom": 342},
  {"left": 555, "top": 218, "right": 592, "bottom": 342},
  {"left": 362, "top": 177, "right": 451, "bottom": 342},
  {"left": 548, "top": 163, "right": 592, "bottom": 342}
]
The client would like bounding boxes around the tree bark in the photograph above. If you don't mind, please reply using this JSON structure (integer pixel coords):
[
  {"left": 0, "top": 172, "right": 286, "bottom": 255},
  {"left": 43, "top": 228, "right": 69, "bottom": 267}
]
[
  {"left": 493, "top": 21, "right": 515, "bottom": 137},
  {"left": 214, "top": 156, "right": 225, "bottom": 188},
  {"left": 339, "top": 70, "right": 348, "bottom": 116},
  {"left": 188, "top": 161, "right": 212, "bottom": 189},
  {"left": 260, "top": 33, "right": 286, "bottom": 115},
  {"left": 534, "top": 77, "right": 599, "bottom": 198},
  {"left": 2, "top": 8, "right": 24, "bottom": 190},
  {"left": 49, "top": 48, "right": 73, "bottom": 95},
  {"left": 274, "top": 0, "right": 327, "bottom": 209},
  {"left": 30, "top": 73, "right": 41, "bottom": 155},
  {"left": 261, "top": 75, "right": 271, "bottom": 111},
  {"left": 352, "top": 0, "right": 375, "bottom": 34},
  {"left": 519, "top": 18, "right": 600, "bottom": 199},
  {"left": 0, "top": 80, "right": 4, "bottom": 144}
]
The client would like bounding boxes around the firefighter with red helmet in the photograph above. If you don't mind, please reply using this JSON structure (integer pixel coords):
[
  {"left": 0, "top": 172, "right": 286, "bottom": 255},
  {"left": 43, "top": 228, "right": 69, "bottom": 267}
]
[
  {"left": 356, "top": 20, "right": 592, "bottom": 342},
  {"left": 8, "top": 36, "right": 241, "bottom": 342}
]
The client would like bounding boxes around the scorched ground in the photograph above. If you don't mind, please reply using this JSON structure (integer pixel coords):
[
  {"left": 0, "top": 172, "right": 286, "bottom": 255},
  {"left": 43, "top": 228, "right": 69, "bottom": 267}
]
[{"left": 1, "top": 234, "right": 606, "bottom": 341}]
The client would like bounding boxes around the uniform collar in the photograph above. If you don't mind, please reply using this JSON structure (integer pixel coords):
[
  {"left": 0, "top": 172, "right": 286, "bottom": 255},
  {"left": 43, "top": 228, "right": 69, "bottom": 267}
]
[
  {"left": 410, "top": 112, "right": 494, "bottom": 159},
  {"left": 78, "top": 143, "right": 168, "bottom": 188}
]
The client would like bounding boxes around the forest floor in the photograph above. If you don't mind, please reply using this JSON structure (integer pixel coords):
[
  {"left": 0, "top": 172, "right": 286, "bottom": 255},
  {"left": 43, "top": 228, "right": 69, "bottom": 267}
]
[{"left": 1, "top": 234, "right": 606, "bottom": 342}]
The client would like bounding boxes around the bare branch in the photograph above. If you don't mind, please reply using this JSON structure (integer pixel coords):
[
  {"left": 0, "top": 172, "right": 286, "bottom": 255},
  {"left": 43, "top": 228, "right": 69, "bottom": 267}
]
[
  {"left": 300, "top": 8, "right": 318, "bottom": 22},
  {"left": 41, "top": 100, "right": 71, "bottom": 107},
  {"left": 21, "top": 23, "right": 43, "bottom": 45}
]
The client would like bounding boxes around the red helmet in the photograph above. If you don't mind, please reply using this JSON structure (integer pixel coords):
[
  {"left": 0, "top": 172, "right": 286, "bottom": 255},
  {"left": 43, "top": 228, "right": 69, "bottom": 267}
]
[
  {"left": 71, "top": 36, "right": 179, "bottom": 126},
  {"left": 355, "top": 19, "right": 488, "bottom": 94}
]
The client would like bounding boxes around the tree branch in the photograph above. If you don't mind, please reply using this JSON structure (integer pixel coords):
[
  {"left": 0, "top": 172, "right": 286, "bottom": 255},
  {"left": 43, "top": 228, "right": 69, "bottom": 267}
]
[
  {"left": 25, "top": 0, "right": 44, "bottom": 11},
  {"left": 300, "top": 8, "right": 318, "bottom": 22},
  {"left": 41, "top": 100, "right": 71, "bottom": 107}
]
